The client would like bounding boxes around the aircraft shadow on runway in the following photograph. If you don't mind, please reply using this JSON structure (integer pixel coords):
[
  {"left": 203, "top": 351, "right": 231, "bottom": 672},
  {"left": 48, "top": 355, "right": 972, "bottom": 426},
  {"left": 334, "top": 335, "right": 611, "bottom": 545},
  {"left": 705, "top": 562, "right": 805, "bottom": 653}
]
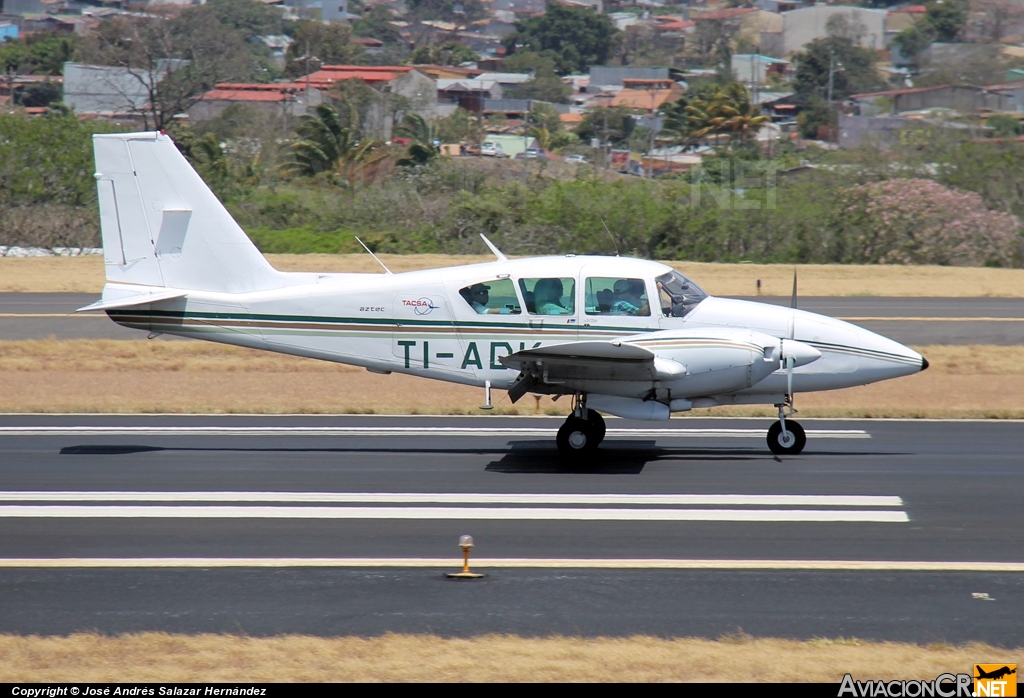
[
  {"left": 482, "top": 440, "right": 869, "bottom": 474},
  {"left": 58, "top": 443, "right": 903, "bottom": 474}
]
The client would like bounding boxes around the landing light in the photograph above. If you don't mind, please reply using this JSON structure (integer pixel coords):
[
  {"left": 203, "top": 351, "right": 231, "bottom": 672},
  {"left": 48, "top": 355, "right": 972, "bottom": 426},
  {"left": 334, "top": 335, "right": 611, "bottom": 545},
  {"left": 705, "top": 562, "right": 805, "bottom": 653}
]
[{"left": 446, "top": 534, "right": 486, "bottom": 580}]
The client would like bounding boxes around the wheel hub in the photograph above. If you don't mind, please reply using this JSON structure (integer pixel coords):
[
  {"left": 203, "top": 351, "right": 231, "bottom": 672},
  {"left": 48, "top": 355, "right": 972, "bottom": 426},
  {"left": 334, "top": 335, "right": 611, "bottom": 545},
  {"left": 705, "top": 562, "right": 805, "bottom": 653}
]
[{"left": 568, "top": 431, "right": 587, "bottom": 449}]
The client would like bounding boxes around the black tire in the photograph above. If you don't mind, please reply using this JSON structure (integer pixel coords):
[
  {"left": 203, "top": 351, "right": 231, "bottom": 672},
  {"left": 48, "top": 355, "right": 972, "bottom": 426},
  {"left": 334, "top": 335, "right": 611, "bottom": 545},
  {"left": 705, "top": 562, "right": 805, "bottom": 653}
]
[
  {"left": 767, "top": 420, "right": 806, "bottom": 455},
  {"left": 557, "top": 417, "right": 599, "bottom": 456},
  {"left": 586, "top": 410, "right": 606, "bottom": 443}
]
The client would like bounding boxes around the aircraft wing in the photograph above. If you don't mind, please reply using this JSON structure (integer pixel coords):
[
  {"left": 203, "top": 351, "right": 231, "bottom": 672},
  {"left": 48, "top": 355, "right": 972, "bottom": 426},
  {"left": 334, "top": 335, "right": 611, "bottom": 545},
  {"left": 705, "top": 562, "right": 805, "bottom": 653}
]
[
  {"left": 77, "top": 284, "right": 187, "bottom": 312},
  {"left": 500, "top": 341, "right": 686, "bottom": 403}
]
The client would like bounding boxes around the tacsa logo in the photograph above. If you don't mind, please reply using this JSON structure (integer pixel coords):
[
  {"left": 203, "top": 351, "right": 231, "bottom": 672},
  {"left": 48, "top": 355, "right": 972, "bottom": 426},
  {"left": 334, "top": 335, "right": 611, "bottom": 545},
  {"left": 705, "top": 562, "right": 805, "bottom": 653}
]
[
  {"left": 974, "top": 665, "right": 1017, "bottom": 697},
  {"left": 402, "top": 298, "right": 438, "bottom": 316}
]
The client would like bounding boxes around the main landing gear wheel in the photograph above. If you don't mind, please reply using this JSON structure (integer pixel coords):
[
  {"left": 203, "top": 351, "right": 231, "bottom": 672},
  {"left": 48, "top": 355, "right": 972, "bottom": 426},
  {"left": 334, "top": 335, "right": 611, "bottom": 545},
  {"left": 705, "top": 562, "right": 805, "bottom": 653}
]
[
  {"left": 557, "top": 417, "right": 600, "bottom": 456},
  {"left": 586, "top": 410, "right": 606, "bottom": 443},
  {"left": 767, "top": 420, "right": 806, "bottom": 455}
]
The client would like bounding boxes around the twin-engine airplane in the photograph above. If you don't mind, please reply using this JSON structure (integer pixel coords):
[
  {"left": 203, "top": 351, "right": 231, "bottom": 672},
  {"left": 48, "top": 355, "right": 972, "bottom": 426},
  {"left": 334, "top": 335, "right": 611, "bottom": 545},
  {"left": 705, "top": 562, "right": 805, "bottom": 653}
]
[{"left": 81, "top": 132, "right": 928, "bottom": 456}]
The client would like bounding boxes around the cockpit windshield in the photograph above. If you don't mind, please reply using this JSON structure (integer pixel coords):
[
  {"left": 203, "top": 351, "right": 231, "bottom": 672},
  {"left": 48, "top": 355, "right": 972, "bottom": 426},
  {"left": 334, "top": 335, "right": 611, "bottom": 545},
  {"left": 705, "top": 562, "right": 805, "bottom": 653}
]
[{"left": 656, "top": 270, "right": 707, "bottom": 318}]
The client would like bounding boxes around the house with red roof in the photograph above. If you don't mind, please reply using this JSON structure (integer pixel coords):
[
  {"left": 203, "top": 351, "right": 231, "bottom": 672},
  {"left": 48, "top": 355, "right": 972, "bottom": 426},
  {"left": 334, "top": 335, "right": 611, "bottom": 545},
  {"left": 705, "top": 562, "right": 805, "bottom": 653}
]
[{"left": 188, "top": 83, "right": 318, "bottom": 122}]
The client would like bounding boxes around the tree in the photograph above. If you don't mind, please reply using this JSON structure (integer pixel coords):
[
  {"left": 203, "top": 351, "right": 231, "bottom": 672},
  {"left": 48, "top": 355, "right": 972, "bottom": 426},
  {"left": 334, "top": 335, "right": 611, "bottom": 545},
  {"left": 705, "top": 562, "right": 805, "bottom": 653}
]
[
  {"left": 502, "top": 50, "right": 560, "bottom": 76},
  {"left": 506, "top": 76, "right": 571, "bottom": 103},
  {"left": 974, "top": 0, "right": 1024, "bottom": 42},
  {"left": 409, "top": 41, "right": 479, "bottom": 66},
  {"left": 0, "top": 32, "right": 78, "bottom": 75},
  {"left": 792, "top": 36, "right": 886, "bottom": 102},
  {"left": 683, "top": 82, "right": 769, "bottom": 146},
  {"left": 207, "top": 0, "right": 284, "bottom": 38},
  {"left": 616, "top": 23, "right": 678, "bottom": 67},
  {"left": 284, "top": 21, "right": 363, "bottom": 78},
  {"left": 914, "top": 43, "right": 1008, "bottom": 87},
  {"left": 434, "top": 107, "right": 479, "bottom": 143},
  {"left": 892, "top": 22, "right": 937, "bottom": 66},
  {"left": 395, "top": 112, "right": 438, "bottom": 167},
  {"left": 690, "top": 18, "right": 740, "bottom": 70},
  {"left": 575, "top": 106, "right": 635, "bottom": 146},
  {"left": 280, "top": 103, "right": 385, "bottom": 185},
  {"left": 16, "top": 81, "right": 62, "bottom": 108},
  {"left": 836, "top": 178, "right": 1020, "bottom": 266},
  {"left": 353, "top": 6, "right": 404, "bottom": 45},
  {"left": 77, "top": 10, "right": 256, "bottom": 131},
  {"left": 796, "top": 95, "right": 834, "bottom": 139},
  {"left": 405, "top": 0, "right": 486, "bottom": 23},
  {"left": 924, "top": 0, "right": 969, "bottom": 42},
  {"left": 503, "top": 5, "right": 619, "bottom": 75},
  {"left": 986, "top": 114, "right": 1024, "bottom": 137}
]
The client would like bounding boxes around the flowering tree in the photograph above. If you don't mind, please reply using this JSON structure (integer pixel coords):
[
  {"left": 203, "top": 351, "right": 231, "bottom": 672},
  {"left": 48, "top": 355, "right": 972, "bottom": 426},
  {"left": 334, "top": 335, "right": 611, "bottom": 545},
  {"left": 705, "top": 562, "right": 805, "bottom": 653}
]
[{"left": 838, "top": 179, "right": 1022, "bottom": 266}]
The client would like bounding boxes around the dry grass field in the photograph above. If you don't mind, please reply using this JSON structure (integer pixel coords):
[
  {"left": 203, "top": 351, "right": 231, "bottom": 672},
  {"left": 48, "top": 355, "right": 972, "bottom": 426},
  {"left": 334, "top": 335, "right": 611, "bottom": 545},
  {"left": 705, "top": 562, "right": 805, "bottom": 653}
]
[
  {"left": 0, "top": 633, "right": 1016, "bottom": 682},
  {"left": 4, "top": 254, "right": 1024, "bottom": 296},
  {"left": 1, "top": 340, "right": 1022, "bottom": 417}
]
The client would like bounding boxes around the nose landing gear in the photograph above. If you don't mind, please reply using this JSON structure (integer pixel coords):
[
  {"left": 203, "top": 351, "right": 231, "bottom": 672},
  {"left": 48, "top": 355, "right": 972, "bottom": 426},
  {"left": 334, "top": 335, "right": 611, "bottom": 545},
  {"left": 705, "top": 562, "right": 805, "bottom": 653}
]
[
  {"left": 768, "top": 399, "right": 806, "bottom": 455},
  {"left": 555, "top": 395, "right": 606, "bottom": 456}
]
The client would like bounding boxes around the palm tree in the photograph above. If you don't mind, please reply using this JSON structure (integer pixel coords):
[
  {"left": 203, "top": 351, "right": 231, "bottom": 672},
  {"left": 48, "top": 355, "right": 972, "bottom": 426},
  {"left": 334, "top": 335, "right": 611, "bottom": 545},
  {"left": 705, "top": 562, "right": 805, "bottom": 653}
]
[
  {"left": 395, "top": 112, "right": 438, "bottom": 167},
  {"left": 712, "top": 82, "right": 770, "bottom": 141},
  {"left": 280, "top": 103, "right": 385, "bottom": 185},
  {"left": 683, "top": 83, "right": 769, "bottom": 147}
]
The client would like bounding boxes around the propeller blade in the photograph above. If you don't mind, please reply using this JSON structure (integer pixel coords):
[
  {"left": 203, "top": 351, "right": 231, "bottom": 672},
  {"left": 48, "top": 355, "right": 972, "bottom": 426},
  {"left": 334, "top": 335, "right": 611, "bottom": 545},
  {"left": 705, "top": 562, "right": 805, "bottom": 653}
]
[{"left": 790, "top": 267, "right": 798, "bottom": 310}]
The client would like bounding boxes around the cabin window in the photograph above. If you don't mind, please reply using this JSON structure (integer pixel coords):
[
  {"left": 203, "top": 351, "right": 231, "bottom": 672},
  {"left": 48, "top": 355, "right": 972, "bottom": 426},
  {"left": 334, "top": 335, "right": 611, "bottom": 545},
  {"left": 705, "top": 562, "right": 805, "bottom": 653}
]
[
  {"left": 656, "top": 270, "right": 707, "bottom": 318},
  {"left": 458, "top": 279, "right": 521, "bottom": 314},
  {"left": 585, "top": 277, "right": 650, "bottom": 316},
  {"left": 518, "top": 277, "right": 575, "bottom": 315}
]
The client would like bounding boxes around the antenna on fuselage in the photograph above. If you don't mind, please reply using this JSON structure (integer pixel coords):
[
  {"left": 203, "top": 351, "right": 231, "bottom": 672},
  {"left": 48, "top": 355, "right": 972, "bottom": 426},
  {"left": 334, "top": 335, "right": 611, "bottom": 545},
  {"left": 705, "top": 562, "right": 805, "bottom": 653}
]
[
  {"left": 479, "top": 234, "right": 508, "bottom": 262},
  {"left": 355, "top": 237, "right": 392, "bottom": 275},
  {"left": 600, "top": 218, "right": 620, "bottom": 256}
]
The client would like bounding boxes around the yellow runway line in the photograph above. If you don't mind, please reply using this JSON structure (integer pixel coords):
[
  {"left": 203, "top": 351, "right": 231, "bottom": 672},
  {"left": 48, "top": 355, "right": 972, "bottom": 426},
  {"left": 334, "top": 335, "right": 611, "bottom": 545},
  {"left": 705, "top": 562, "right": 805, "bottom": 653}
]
[{"left": 0, "top": 558, "right": 1022, "bottom": 571}]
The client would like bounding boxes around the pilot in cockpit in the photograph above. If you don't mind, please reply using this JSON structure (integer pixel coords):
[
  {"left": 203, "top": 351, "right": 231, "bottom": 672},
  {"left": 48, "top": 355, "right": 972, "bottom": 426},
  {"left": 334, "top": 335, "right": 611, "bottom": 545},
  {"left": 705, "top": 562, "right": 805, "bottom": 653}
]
[{"left": 461, "top": 283, "right": 511, "bottom": 314}]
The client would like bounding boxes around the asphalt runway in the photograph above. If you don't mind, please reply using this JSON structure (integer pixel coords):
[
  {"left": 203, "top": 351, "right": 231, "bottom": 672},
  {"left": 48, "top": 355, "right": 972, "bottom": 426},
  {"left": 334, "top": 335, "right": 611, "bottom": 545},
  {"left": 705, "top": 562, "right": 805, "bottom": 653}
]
[
  {"left": 3, "top": 293, "right": 1023, "bottom": 344},
  {"left": 0, "top": 415, "right": 1021, "bottom": 644}
]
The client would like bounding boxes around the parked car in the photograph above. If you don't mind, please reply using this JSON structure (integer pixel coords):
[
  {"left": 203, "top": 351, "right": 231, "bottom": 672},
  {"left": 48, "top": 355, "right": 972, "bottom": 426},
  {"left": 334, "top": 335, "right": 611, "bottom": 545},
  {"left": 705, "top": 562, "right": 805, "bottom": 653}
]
[
  {"left": 564, "top": 154, "right": 588, "bottom": 164},
  {"left": 465, "top": 143, "right": 481, "bottom": 156},
  {"left": 524, "top": 148, "right": 546, "bottom": 159},
  {"left": 481, "top": 142, "right": 506, "bottom": 157}
]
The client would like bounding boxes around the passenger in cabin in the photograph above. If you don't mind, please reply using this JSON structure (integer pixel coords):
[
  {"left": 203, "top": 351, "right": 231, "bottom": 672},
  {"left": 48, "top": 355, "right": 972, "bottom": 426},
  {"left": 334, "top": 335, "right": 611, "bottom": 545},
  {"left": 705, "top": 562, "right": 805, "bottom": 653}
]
[{"left": 534, "top": 278, "right": 571, "bottom": 315}]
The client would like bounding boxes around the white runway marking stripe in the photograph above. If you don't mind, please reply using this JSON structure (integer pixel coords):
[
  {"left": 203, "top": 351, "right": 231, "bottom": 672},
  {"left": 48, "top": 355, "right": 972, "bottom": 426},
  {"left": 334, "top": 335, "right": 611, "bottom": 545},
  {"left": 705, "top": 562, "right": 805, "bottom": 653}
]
[
  {"left": 0, "top": 491, "right": 903, "bottom": 507},
  {"left": 0, "top": 426, "right": 871, "bottom": 439},
  {"left": 0, "top": 558, "right": 1017, "bottom": 571},
  {"left": 0, "top": 505, "right": 909, "bottom": 522}
]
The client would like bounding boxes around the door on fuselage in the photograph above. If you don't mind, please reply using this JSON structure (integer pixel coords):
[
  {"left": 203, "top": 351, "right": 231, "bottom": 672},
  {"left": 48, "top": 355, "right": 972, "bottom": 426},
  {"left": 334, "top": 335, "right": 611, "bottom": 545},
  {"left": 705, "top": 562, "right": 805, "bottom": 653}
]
[
  {"left": 516, "top": 275, "right": 580, "bottom": 345},
  {"left": 391, "top": 286, "right": 464, "bottom": 377}
]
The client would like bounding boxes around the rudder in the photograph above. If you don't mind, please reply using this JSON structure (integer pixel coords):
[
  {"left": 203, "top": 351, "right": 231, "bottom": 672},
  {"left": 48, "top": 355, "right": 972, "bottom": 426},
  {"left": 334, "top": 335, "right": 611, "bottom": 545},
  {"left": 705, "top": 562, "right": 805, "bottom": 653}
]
[{"left": 93, "top": 131, "right": 283, "bottom": 293}]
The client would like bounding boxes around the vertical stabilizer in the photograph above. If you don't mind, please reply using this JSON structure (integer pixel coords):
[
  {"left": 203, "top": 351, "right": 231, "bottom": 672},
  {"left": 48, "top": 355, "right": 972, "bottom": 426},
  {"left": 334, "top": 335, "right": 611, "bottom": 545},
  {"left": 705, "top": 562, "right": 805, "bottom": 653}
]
[{"left": 93, "top": 131, "right": 284, "bottom": 293}]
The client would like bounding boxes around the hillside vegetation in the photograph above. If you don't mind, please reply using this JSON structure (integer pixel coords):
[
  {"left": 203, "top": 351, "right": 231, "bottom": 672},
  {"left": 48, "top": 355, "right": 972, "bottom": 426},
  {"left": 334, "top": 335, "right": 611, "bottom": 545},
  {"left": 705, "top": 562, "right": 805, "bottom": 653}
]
[{"left": 3, "top": 113, "right": 1024, "bottom": 267}]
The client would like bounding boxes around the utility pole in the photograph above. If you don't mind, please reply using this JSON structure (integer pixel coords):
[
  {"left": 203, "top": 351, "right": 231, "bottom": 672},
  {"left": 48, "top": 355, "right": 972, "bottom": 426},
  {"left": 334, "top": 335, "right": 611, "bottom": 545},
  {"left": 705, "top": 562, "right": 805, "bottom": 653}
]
[
  {"left": 827, "top": 49, "right": 835, "bottom": 106},
  {"left": 6, "top": 68, "right": 16, "bottom": 114},
  {"left": 751, "top": 53, "right": 758, "bottom": 105},
  {"left": 603, "top": 109, "right": 609, "bottom": 171}
]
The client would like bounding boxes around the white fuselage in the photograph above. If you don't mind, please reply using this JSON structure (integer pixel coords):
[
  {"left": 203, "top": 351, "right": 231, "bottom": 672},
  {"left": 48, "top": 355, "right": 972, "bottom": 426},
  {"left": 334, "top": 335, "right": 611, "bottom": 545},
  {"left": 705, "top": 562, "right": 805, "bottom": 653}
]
[{"left": 106, "top": 255, "right": 924, "bottom": 409}]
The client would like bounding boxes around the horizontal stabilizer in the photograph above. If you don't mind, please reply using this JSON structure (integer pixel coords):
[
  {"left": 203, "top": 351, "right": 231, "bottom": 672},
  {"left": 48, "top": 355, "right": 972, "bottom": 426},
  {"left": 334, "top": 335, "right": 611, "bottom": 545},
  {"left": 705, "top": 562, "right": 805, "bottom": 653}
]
[{"left": 77, "top": 285, "right": 187, "bottom": 312}]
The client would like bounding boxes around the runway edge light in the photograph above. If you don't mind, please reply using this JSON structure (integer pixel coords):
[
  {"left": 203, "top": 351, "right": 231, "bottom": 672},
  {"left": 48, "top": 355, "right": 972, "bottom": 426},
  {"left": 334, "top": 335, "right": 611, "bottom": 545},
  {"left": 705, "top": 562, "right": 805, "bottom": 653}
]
[{"left": 446, "top": 534, "right": 486, "bottom": 580}]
